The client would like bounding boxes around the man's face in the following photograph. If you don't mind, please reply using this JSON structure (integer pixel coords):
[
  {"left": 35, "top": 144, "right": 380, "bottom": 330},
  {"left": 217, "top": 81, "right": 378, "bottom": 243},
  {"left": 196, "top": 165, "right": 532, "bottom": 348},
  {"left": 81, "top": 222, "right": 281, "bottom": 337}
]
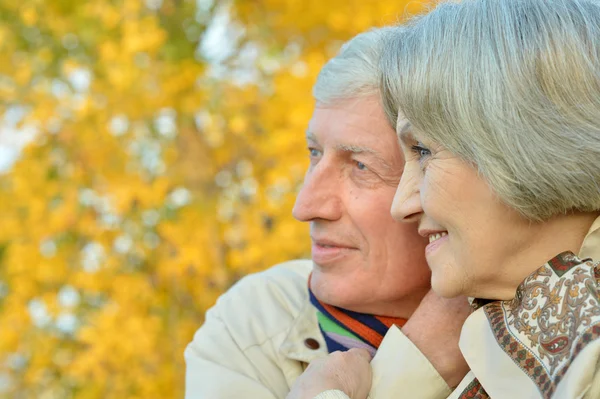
[{"left": 292, "top": 95, "right": 431, "bottom": 317}]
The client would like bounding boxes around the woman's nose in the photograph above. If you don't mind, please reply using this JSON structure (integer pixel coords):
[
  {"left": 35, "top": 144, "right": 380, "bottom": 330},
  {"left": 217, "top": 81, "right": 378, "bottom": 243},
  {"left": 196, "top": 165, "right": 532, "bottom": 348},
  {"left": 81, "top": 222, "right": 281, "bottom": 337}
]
[{"left": 391, "top": 163, "right": 423, "bottom": 223}]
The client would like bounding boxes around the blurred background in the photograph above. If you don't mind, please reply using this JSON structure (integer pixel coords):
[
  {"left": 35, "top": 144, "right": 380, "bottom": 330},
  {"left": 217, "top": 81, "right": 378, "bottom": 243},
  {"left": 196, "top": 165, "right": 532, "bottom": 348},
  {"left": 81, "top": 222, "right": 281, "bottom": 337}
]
[{"left": 0, "top": 0, "right": 428, "bottom": 397}]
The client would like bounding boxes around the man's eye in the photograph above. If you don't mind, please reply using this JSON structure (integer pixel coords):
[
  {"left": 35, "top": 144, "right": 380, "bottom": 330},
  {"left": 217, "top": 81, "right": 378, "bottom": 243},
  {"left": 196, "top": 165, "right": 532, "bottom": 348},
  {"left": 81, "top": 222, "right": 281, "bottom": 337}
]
[
  {"left": 356, "top": 161, "right": 368, "bottom": 171},
  {"left": 308, "top": 148, "right": 322, "bottom": 157}
]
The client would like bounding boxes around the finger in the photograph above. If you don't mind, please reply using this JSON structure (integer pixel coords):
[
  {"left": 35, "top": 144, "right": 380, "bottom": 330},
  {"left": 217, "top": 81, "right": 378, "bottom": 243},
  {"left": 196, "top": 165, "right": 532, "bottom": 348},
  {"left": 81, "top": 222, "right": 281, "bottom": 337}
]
[{"left": 347, "top": 348, "right": 373, "bottom": 362}]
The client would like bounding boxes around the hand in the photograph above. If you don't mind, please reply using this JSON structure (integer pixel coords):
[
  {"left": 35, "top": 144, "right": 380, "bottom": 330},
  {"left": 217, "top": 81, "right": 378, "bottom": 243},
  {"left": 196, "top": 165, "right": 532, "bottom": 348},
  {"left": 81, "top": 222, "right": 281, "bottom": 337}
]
[
  {"left": 286, "top": 348, "right": 373, "bottom": 399},
  {"left": 401, "top": 290, "right": 471, "bottom": 388}
]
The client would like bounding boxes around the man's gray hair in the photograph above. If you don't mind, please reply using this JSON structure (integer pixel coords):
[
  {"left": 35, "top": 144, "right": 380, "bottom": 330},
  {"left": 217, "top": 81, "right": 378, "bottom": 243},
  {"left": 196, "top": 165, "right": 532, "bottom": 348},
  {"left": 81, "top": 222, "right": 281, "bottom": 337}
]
[
  {"left": 381, "top": 0, "right": 600, "bottom": 221},
  {"left": 314, "top": 26, "right": 396, "bottom": 124}
]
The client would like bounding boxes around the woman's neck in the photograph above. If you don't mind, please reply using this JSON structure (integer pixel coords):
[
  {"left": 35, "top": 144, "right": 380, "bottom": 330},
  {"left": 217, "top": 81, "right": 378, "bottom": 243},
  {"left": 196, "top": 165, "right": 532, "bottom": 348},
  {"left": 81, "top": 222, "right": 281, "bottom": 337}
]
[{"left": 478, "top": 211, "right": 599, "bottom": 301}]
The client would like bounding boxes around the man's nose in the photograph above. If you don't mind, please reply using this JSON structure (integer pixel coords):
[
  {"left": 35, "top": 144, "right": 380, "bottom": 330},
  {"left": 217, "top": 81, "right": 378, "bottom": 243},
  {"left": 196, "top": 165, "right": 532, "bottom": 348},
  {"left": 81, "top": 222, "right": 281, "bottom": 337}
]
[
  {"left": 391, "top": 163, "right": 423, "bottom": 223},
  {"left": 292, "top": 160, "right": 343, "bottom": 222}
]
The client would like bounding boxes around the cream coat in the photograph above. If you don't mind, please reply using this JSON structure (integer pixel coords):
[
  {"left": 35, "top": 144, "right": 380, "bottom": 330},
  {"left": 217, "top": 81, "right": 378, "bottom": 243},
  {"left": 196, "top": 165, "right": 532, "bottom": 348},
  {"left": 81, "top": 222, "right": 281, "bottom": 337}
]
[{"left": 184, "top": 259, "right": 450, "bottom": 398}]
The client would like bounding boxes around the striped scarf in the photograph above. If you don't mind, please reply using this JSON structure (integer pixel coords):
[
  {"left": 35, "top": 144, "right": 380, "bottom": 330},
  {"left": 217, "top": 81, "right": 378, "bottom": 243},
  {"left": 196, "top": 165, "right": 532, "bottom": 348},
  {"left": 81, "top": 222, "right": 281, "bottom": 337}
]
[{"left": 308, "top": 275, "right": 407, "bottom": 356}]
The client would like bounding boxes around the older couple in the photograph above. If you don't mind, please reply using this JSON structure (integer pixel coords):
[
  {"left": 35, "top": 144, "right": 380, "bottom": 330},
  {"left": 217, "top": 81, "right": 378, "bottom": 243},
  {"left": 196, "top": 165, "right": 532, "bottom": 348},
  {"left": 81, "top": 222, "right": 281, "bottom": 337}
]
[
  {"left": 185, "top": 26, "right": 469, "bottom": 399},
  {"left": 187, "top": 0, "right": 600, "bottom": 398},
  {"left": 290, "top": 0, "right": 600, "bottom": 398}
]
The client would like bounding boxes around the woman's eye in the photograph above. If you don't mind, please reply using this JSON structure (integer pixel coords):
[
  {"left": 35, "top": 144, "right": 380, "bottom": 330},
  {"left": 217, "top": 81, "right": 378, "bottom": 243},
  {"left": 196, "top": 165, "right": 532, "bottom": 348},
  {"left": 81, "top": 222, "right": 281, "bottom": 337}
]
[{"left": 410, "top": 143, "right": 431, "bottom": 160}]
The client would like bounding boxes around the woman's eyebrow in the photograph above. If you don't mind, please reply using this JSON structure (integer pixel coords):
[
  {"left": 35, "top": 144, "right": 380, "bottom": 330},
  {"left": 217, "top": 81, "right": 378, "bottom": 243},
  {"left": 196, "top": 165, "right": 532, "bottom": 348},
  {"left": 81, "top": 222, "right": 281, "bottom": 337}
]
[{"left": 397, "top": 123, "right": 414, "bottom": 147}]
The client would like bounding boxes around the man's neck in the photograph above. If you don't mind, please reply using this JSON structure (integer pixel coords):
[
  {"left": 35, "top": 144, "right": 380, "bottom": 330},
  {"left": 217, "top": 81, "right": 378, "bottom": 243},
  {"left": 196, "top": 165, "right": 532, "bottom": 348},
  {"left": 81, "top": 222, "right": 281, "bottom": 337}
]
[{"left": 339, "top": 287, "right": 430, "bottom": 319}]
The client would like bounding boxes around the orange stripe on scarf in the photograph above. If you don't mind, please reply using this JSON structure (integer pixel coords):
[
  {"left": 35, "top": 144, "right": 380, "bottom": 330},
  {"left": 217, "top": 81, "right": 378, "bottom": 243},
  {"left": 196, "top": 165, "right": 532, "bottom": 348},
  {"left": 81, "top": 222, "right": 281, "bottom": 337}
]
[{"left": 309, "top": 273, "right": 408, "bottom": 348}]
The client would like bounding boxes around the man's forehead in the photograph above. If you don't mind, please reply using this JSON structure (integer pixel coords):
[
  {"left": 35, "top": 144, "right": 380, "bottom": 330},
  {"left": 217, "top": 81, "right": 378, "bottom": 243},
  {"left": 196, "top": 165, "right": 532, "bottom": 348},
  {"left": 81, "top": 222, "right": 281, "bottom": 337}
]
[
  {"left": 315, "top": 97, "right": 382, "bottom": 116},
  {"left": 306, "top": 102, "right": 401, "bottom": 163},
  {"left": 311, "top": 104, "right": 386, "bottom": 132}
]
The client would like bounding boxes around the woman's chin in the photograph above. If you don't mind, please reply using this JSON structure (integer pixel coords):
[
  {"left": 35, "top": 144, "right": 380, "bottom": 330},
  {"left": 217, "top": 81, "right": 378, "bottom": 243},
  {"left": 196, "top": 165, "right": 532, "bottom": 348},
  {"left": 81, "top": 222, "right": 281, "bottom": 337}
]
[{"left": 431, "top": 273, "right": 464, "bottom": 299}]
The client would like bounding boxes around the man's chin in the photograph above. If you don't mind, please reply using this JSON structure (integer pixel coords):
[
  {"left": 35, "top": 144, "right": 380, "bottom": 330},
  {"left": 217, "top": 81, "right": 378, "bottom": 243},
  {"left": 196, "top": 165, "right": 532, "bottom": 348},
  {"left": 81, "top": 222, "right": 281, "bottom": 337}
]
[
  {"left": 310, "top": 266, "right": 429, "bottom": 316},
  {"left": 309, "top": 268, "right": 358, "bottom": 308}
]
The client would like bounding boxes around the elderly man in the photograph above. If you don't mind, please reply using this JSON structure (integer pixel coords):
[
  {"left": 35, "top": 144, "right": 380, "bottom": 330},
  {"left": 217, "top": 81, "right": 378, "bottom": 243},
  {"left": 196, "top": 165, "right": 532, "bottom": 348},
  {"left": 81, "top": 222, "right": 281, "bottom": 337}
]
[{"left": 184, "top": 27, "right": 471, "bottom": 399}]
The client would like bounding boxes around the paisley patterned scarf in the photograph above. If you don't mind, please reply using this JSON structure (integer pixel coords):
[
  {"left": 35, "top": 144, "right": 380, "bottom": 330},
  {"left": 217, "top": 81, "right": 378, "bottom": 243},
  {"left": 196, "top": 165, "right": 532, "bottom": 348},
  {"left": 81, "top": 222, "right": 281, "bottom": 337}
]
[{"left": 308, "top": 274, "right": 407, "bottom": 356}]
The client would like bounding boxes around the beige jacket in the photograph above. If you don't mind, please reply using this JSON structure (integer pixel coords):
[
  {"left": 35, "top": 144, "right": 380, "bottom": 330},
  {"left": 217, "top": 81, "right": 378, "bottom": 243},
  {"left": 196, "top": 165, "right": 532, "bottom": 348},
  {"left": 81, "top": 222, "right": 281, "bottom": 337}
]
[
  {"left": 184, "top": 259, "right": 451, "bottom": 398},
  {"left": 316, "top": 217, "right": 600, "bottom": 399}
]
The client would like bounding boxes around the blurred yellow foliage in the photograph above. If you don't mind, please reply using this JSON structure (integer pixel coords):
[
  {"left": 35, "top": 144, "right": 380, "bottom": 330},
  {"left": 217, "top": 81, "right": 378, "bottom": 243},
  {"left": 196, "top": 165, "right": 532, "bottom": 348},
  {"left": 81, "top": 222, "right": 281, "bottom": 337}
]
[{"left": 0, "top": 0, "right": 428, "bottom": 397}]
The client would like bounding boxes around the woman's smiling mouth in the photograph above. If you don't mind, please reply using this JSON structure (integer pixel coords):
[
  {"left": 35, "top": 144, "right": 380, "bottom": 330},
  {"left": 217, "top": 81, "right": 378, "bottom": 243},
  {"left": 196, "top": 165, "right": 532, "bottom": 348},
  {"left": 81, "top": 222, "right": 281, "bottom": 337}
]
[
  {"left": 428, "top": 232, "right": 447, "bottom": 244},
  {"left": 420, "top": 231, "right": 449, "bottom": 255}
]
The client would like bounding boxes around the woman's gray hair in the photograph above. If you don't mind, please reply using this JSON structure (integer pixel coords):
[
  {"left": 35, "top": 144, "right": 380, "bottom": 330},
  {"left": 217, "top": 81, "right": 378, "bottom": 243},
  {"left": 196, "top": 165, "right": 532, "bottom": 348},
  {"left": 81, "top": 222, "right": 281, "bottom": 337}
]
[
  {"left": 381, "top": 0, "right": 600, "bottom": 221},
  {"left": 314, "top": 26, "right": 397, "bottom": 123}
]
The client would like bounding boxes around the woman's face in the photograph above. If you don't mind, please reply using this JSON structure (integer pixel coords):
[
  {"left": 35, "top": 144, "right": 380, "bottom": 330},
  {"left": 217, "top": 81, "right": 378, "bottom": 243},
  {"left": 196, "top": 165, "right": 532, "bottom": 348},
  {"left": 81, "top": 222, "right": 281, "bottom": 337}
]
[{"left": 392, "top": 117, "right": 543, "bottom": 299}]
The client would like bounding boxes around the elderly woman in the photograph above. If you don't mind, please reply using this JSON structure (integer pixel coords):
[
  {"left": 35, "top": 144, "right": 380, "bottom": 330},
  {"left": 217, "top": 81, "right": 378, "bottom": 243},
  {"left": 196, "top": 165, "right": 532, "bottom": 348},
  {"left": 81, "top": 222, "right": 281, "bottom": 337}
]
[{"left": 288, "top": 0, "right": 600, "bottom": 398}]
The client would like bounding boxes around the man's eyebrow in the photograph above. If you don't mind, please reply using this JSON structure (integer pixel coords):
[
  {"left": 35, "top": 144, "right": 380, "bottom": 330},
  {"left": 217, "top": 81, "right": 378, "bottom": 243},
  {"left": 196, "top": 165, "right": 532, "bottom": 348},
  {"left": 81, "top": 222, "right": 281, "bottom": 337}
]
[
  {"left": 335, "top": 144, "right": 377, "bottom": 154},
  {"left": 335, "top": 144, "right": 392, "bottom": 170},
  {"left": 305, "top": 130, "right": 393, "bottom": 169},
  {"left": 305, "top": 130, "right": 317, "bottom": 142}
]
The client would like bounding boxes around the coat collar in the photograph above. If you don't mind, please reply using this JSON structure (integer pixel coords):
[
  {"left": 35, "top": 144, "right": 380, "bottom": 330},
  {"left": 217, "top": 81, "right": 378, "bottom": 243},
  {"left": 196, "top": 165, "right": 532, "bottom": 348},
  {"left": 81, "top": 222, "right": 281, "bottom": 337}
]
[
  {"left": 279, "top": 292, "right": 328, "bottom": 364},
  {"left": 580, "top": 214, "right": 600, "bottom": 260}
]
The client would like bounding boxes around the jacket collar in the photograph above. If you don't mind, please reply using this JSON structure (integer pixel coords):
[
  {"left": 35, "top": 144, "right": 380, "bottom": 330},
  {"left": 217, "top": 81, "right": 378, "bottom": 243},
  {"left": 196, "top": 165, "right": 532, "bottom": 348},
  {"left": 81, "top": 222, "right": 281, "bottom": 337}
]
[
  {"left": 580, "top": 214, "right": 600, "bottom": 260},
  {"left": 279, "top": 293, "right": 328, "bottom": 364}
]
